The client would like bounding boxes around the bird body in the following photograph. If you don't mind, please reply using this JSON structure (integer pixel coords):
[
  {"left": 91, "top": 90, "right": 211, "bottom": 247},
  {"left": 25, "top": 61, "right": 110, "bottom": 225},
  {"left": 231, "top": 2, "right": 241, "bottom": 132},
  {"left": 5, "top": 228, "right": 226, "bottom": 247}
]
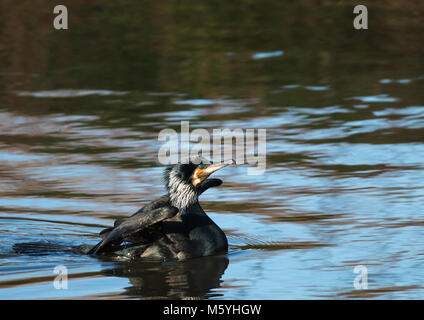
[{"left": 88, "top": 160, "right": 234, "bottom": 261}]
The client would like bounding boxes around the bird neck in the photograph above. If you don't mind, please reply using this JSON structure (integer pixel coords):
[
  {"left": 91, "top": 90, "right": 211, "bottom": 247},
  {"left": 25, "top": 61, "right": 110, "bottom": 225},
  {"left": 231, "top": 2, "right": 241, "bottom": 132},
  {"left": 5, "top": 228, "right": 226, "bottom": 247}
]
[
  {"left": 178, "top": 201, "right": 208, "bottom": 218},
  {"left": 168, "top": 182, "right": 199, "bottom": 211}
]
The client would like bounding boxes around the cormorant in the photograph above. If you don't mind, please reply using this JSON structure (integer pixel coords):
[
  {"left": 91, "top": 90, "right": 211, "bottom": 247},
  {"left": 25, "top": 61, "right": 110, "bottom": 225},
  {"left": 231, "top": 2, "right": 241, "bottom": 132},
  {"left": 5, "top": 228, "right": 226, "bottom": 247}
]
[{"left": 87, "top": 159, "right": 234, "bottom": 261}]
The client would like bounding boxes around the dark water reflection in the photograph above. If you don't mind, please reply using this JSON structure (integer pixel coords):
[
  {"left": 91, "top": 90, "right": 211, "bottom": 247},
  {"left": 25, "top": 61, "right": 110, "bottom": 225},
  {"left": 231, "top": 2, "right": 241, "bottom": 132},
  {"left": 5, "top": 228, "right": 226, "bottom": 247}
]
[
  {"left": 1, "top": 1, "right": 424, "bottom": 299},
  {"left": 101, "top": 255, "right": 229, "bottom": 299}
]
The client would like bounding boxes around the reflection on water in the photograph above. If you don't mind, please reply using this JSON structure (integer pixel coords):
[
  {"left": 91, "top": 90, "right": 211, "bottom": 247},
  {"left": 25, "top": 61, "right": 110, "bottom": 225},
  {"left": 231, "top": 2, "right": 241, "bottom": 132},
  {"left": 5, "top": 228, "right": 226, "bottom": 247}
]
[
  {"left": 1, "top": 1, "right": 424, "bottom": 299},
  {"left": 101, "top": 255, "right": 229, "bottom": 299}
]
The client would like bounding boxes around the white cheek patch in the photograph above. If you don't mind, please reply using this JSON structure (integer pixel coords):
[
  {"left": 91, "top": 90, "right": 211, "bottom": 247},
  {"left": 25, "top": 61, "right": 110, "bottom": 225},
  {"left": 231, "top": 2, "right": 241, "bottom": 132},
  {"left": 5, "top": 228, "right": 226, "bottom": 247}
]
[{"left": 168, "top": 170, "right": 198, "bottom": 209}]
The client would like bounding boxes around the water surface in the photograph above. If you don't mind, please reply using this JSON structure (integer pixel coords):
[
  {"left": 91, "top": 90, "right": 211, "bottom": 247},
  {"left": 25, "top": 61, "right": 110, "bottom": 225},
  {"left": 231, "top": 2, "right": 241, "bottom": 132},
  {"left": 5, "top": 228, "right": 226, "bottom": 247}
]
[{"left": 0, "top": 1, "right": 424, "bottom": 299}]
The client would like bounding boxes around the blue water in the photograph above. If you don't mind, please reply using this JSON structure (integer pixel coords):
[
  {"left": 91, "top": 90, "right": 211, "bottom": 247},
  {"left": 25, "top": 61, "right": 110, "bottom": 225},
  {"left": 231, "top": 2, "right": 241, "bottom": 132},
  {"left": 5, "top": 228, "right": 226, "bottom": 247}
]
[{"left": 0, "top": 1, "right": 424, "bottom": 299}]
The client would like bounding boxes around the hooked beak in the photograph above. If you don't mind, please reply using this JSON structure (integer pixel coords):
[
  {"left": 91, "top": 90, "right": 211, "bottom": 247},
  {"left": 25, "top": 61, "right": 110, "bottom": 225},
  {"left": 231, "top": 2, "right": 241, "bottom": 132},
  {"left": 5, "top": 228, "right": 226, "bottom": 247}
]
[{"left": 191, "top": 159, "right": 235, "bottom": 186}]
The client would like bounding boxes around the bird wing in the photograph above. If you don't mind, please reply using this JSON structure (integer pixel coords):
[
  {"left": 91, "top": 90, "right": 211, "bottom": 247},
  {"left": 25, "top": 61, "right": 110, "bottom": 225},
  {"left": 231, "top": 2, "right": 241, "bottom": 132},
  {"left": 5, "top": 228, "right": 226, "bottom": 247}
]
[
  {"left": 97, "top": 194, "right": 171, "bottom": 240},
  {"left": 88, "top": 204, "right": 178, "bottom": 255},
  {"left": 198, "top": 178, "right": 222, "bottom": 193}
]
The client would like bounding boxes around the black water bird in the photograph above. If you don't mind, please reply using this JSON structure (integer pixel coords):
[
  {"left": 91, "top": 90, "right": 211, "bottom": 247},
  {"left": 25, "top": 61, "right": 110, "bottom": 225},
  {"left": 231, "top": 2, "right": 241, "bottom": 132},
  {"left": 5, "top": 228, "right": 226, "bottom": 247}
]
[{"left": 88, "top": 159, "right": 234, "bottom": 261}]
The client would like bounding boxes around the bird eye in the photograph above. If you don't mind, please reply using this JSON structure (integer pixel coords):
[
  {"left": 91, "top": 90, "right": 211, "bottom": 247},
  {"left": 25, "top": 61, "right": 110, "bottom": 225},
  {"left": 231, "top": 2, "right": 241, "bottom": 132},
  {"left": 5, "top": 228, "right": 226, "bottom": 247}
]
[{"left": 198, "top": 164, "right": 205, "bottom": 170}]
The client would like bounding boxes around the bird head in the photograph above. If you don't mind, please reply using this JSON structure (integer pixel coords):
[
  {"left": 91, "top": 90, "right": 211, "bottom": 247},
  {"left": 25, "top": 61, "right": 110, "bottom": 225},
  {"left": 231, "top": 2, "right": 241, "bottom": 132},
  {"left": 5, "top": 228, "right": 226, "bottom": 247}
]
[{"left": 164, "top": 159, "right": 234, "bottom": 209}]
